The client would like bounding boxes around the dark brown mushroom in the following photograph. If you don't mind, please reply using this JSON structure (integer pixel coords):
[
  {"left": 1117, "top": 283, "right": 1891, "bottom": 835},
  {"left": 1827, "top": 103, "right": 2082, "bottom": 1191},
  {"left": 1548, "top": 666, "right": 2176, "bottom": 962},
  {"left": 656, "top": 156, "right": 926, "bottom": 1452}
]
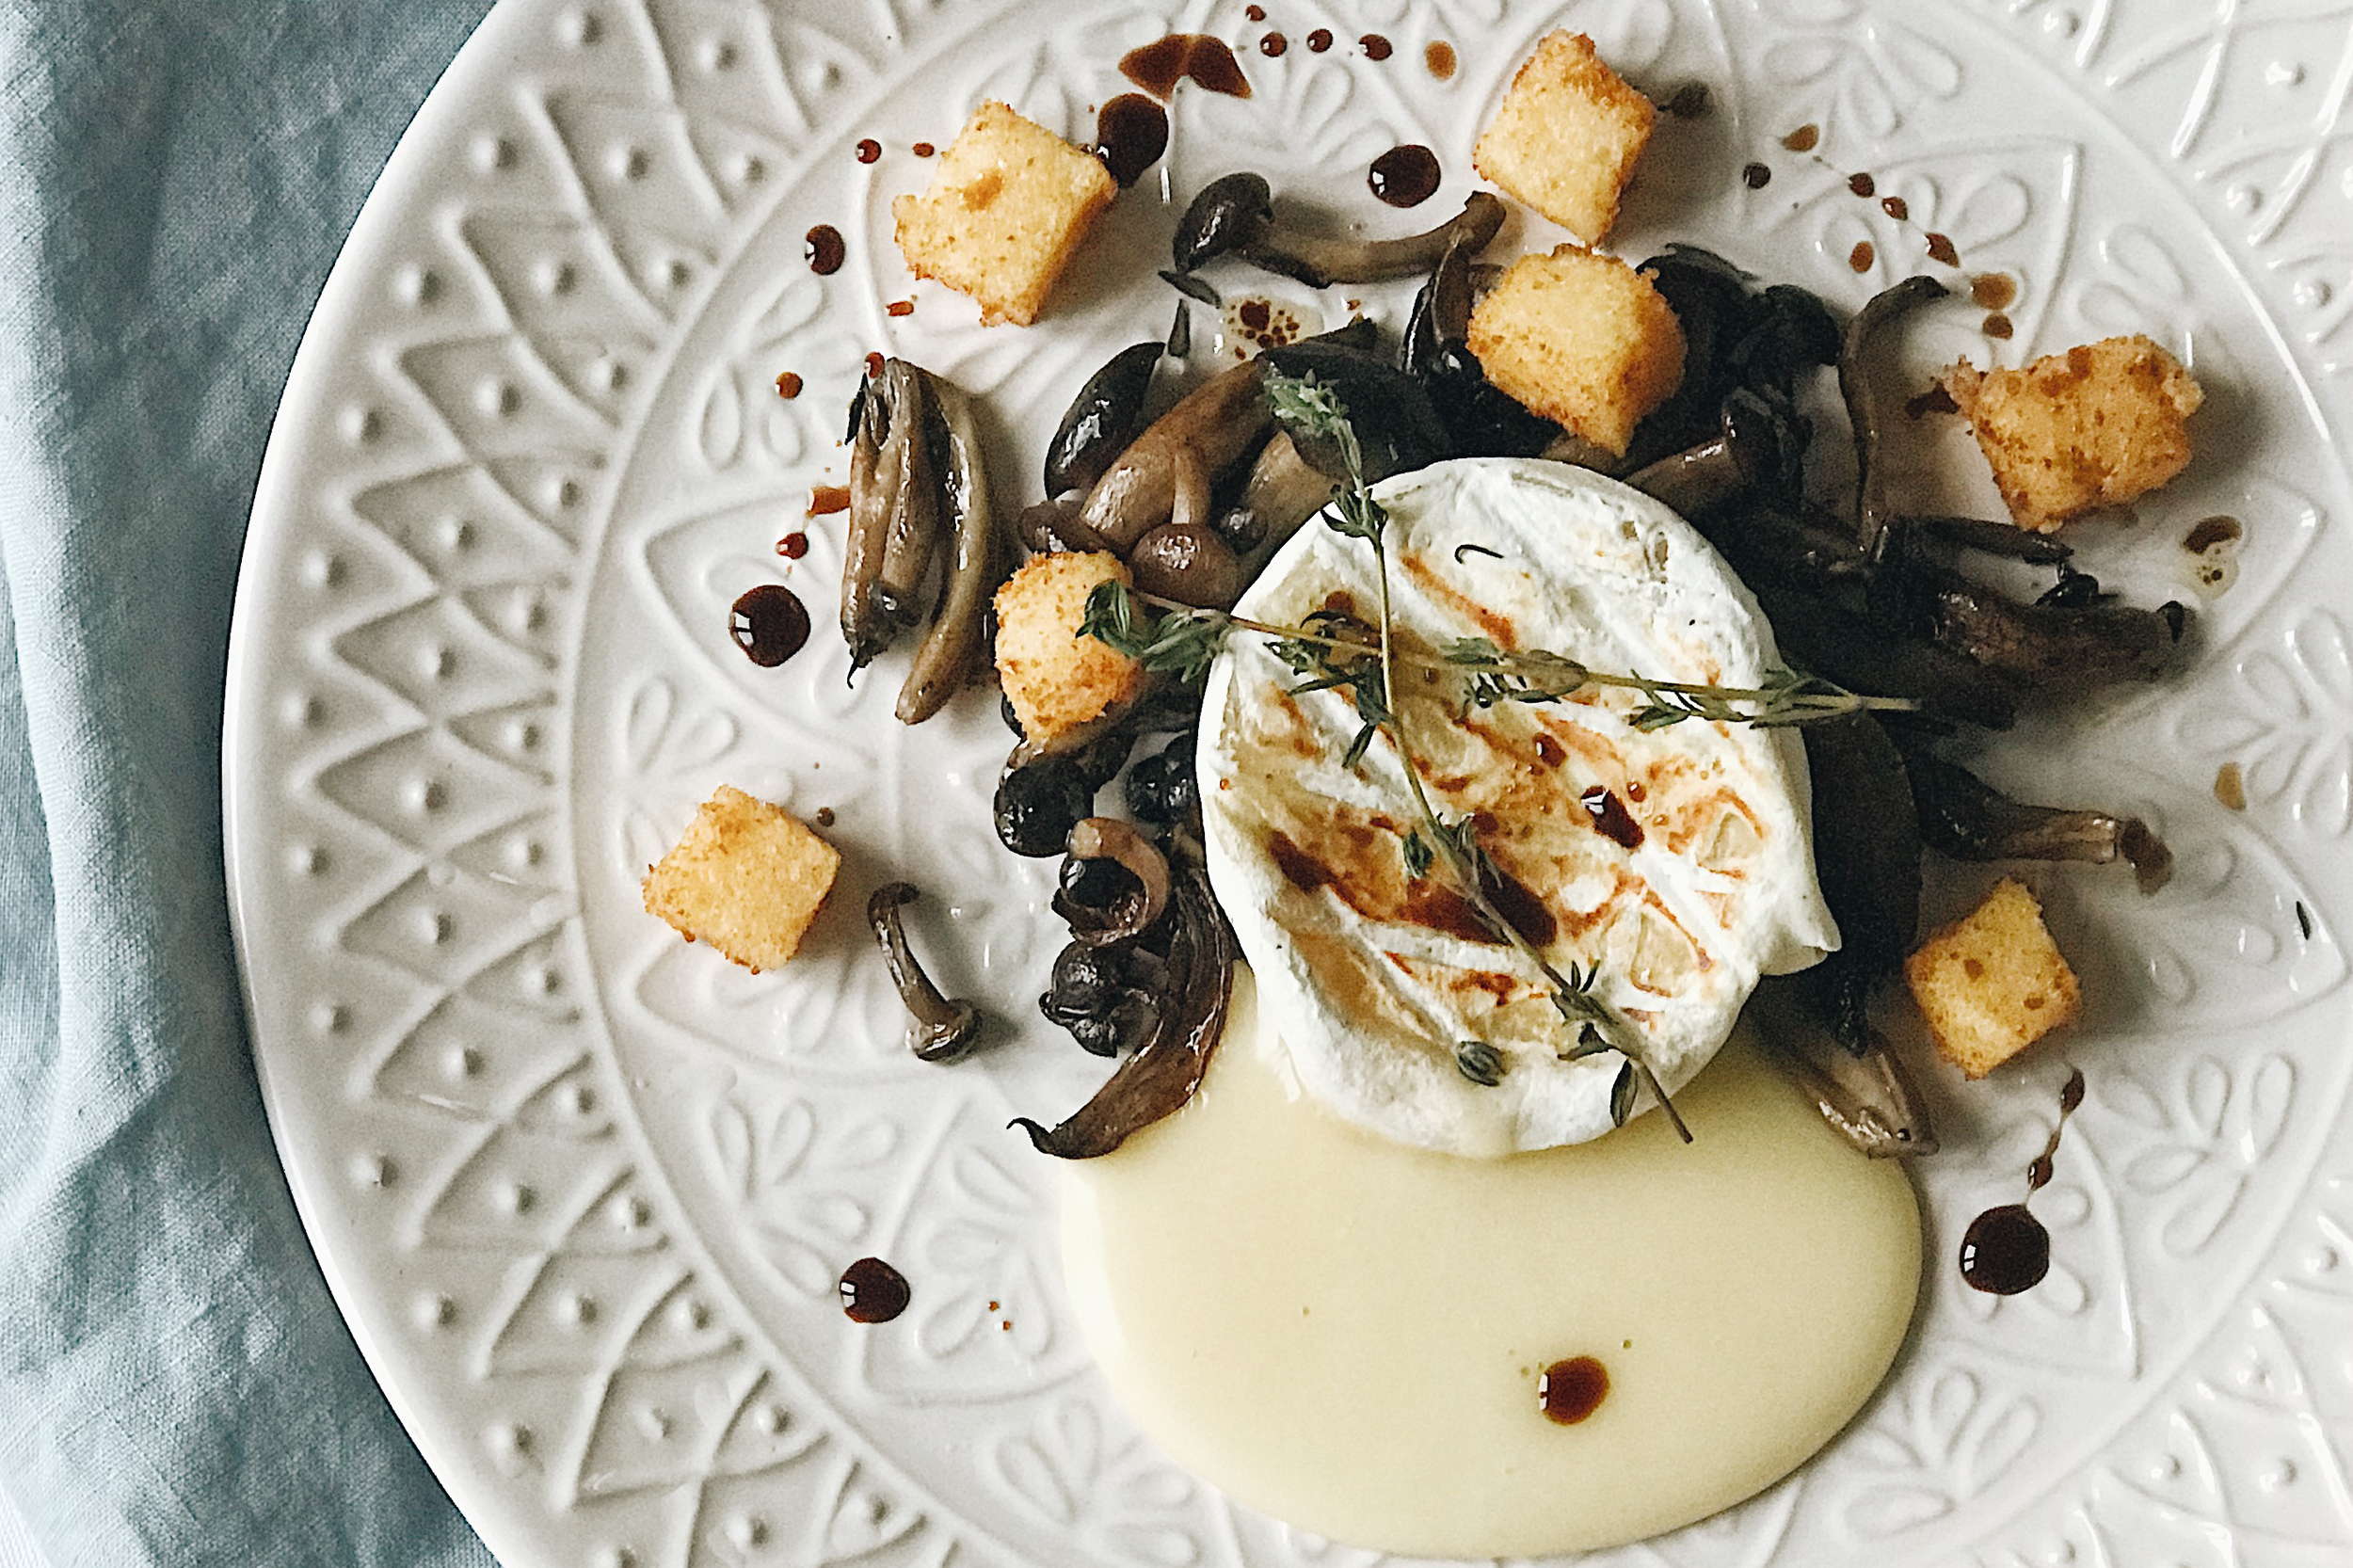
[
  {"left": 1798, "top": 714, "right": 1922, "bottom": 1052},
  {"left": 1900, "top": 747, "right": 2174, "bottom": 894},
  {"left": 1045, "top": 341, "right": 1164, "bottom": 496},
  {"left": 1128, "top": 520, "right": 1242, "bottom": 609},
  {"left": 1013, "top": 868, "right": 1236, "bottom": 1158},
  {"left": 1752, "top": 980, "right": 1938, "bottom": 1157},
  {"left": 1077, "top": 360, "right": 1273, "bottom": 551},
  {"left": 868, "top": 883, "right": 984, "bottom": 1062},
  {"left": 898, "top": 371, "right": 1008, "bottom": 724},
  {"left": 1175, "top": 174, "right": 1507, "bottom": 287},
  {"left": 1839, "top": 275, "right": 1948, "bottom": 561},
  {"left": 1917, "top": 565, "right": 2188, "bottom": 688},
  {"left": 1057, "top": 817, "right": 1171, "bottom": 945}
]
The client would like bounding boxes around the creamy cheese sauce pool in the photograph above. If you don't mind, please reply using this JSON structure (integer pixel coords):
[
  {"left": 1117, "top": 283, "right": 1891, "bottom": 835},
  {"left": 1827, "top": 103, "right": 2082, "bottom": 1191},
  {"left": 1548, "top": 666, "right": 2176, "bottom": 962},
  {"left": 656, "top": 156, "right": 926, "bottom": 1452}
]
[{"left": 1061, "top": 969, "right": 1921, "bottom": 1559}]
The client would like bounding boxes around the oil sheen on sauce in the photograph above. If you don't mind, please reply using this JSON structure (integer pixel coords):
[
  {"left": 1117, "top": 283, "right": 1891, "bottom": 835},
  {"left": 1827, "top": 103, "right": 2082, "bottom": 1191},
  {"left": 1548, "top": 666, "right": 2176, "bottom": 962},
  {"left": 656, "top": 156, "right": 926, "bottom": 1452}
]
[{"left": 1061, "top": 969, "right": 1921, "bottom": 1559}]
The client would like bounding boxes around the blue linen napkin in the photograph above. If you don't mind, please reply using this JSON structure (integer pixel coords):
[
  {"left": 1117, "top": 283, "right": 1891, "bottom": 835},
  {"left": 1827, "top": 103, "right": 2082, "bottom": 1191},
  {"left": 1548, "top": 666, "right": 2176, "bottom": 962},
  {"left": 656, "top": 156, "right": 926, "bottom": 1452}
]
[{"left": 0, "top": 4, "right": 501, "bottom": 1563}]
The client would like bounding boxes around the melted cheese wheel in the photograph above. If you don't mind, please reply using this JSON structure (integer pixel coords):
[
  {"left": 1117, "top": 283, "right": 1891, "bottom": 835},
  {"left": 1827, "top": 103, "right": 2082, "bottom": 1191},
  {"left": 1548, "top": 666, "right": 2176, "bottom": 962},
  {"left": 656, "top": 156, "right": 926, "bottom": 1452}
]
[{"left": 1061, "top": 969, "right": 1920, "bottom": 1559}]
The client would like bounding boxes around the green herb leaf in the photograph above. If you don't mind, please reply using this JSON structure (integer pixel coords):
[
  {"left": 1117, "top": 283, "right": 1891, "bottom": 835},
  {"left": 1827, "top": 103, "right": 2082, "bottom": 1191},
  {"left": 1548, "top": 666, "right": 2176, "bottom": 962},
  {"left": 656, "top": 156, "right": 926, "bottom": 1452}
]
[
  {"left": 1455, "top": 1041, "right": 1506, "bottom": 1087},
  {"left": 1609, "top": 1060, "right": 1638, "bottom": 1127},
  {"left": 1401, "top": 830, "right": 1435, "bottom": 880}
]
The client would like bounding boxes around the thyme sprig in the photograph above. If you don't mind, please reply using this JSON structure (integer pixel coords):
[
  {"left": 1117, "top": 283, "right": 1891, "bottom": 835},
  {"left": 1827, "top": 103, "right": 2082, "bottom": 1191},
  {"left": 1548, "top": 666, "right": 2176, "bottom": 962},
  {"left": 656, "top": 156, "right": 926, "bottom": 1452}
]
[
  {"left": 1267, "top": 371, "right": 1689, "bottom": 1139},
  {"left": 1080, "top": 587, "right": 1913, "bottom": 730}
]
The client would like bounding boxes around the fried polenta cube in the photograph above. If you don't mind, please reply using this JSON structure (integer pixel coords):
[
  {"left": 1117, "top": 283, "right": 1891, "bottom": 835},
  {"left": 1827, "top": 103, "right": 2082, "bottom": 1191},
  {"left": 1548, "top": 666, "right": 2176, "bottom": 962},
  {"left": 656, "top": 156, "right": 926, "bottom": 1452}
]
[
  {"left": 1466, "top": 245, "right": 1685, "bottom": 456},
  {"left": 1904, "top": 877, "right": 2082, "bottom": 1079},
  {"left": 643, "top": 786, "right": 840, "bottom": 973},
  {"left": 995, "top": 552, "right": 1144, "bottom": 745},
  {"left": 891, "top": 100, "right": 1114, "bottom": 326},
  {"left": 1473, "top": 30, "right": 1657, "bottom": 245},
  {"left": 1944, "top": 334, "right": 2203, "bottom": 532}
]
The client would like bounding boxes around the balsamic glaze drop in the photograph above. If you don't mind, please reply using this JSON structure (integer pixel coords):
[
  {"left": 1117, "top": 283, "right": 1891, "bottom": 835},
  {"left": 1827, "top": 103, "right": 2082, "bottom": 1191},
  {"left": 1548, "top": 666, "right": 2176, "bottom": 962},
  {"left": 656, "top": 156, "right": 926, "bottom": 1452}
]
[
  {"left": 1959, "top": 1206, "right": 2049, "bottom": 1295},
  {"left": 1368, "top": 144, "right": 1441, "bottom": 208},
  {"left": 1580, "top": 786, "right": 1644, "bottom": 851},
  {"left": 805, "top": 224, "right": 846, "bottom": 276},
  {"left": 838, "top": 1256, "right": 912, "bottom": 1323},
  {"left": 1538, "top": 1355, "right": 1609, "bottom": 1424},
  {"left": 1094, "top": 93, "right": 1169, "bottom": 186},
  {"left": 729, "top": 584, "right": 811, "bottom": 667},
  {"left": 1960, "top": 1068, "right": 2085, "bottom": 1296}
]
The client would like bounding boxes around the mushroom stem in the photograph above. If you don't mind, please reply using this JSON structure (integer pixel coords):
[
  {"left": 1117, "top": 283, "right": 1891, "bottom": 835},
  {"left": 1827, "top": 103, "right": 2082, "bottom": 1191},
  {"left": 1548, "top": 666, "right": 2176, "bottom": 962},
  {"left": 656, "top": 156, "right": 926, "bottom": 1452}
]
[
  {"left": 867, "top": 883, "right": 984, "bottom": 1063},
  {"left": 1900, "top": 747, "right": 2174, "bottom": 894},
  {"left": 1753, "top": 982, "right": 1938, "bottom": 1158},
  {"left": 1246, "top": 192, "right": 1508, "bottom": 288},
  {"left": 1838, "top": 276, "right": 1947, "bottom": 615},
  {"left": 1078, "top": 360, "right": 1272, "bottom": 551}
]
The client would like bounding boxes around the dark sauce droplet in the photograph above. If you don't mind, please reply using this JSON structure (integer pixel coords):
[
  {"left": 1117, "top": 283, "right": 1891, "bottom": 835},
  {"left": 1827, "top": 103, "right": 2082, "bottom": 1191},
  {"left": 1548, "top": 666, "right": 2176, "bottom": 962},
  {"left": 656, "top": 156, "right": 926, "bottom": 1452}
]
[
  {"left": 1425, "top": 40, "right": 1457, "bottom": 79},
  {"left": 1926, "top": 232, "right": 1960, "bottom": 266},
  {"left": 1959, "top": 1205, "right": 2050, "bottom": 1295},
  {"left": 865, "top": 350, "right": 886, "bottom": 378},
  {"left": 1782, "top": 122, "right": 1819, "bottom": 152},
  {"left": 1983, "top": 312, "right": 2014, "bottom": 339},
  {"left": 1961, "top": 1067, "right": 2084, "bottom": 1295},
  {"left": 805, "top": 224, "right": 845, "bottom": 276},
  {"left": 1848, "top": 171, "right": 1876, "bottom": 198},
  {"left": 1245, "top": 3, "right": 1264, "bottom": 18},
  {"left": 1580, "top": 786, "right": 1644, "bottom": 851},
  {"left": 838, "top": 1256, "right": 911, "bottom": 1323},
  {"left": 776, "top": 532, "right": 809, "bottom": 559},
  {"left": 1259, "top": 31, "right": 1288, "bottom": 56},
  {"left": 730, "top": 584, "right": 810, "bottom": 667},
  {"left": 1369, "top": 144, "right": 1441, "bottom": 208},
  {"left": 1538, "top": 1355, "right": 1609, "bottom": 1425},
  {"left": 1741, "top": 161, "right": 1772, "bottom": 189},
  {"left": 1306, "top": 28, "right": 1334, "bottom": 52},
  {"left": 911, "top": 141, "right": 935, "bottom": 158},
  {"left": 1971, "top": 271, "right": 2019, "bottom": 310},
  {"left": 1849, "top": 240, "right": 1876, "bottom": 273},
  {"left": 855, "top": 137, "right": 881, "bottom": 165},
  {"left": 1095, "top": 93, "right": 1169, "bottom": 186},
  {"left": 1359, "top": 33, "right": 1393, "bottom": 60},
  {"left": 1120, "top": 33, "right": 1252, "bottom": 99},
  {"left": 1881, "top": 194, "right": 1909, "bottom": 221},
  {"left": 808, "top": 484, "right": 850, "bottom": 516},
  {"left": 775, "top": 371, "right": 803, "bottom": 399}
]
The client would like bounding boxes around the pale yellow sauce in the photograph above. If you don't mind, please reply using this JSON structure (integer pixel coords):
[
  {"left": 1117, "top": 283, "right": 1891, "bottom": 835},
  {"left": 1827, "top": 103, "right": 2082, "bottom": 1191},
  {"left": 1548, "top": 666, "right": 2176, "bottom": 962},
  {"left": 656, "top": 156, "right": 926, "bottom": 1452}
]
[{"left": 1060, "top": 969, "right": 1921, "bottom": 1559}]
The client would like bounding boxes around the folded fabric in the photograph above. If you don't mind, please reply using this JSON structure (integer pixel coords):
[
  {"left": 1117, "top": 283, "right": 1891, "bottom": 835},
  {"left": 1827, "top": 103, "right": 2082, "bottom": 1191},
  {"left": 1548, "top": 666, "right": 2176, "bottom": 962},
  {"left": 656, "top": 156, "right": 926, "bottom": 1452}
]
[{"left": 0, "top": 3, "right": 498, "bottom": 1563}]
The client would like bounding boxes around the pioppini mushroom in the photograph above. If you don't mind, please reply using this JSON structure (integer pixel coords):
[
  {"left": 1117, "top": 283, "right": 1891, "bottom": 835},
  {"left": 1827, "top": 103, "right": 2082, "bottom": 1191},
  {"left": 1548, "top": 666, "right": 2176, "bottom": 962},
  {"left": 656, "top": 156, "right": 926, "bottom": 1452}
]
[
  {"left": 1057, "top": 817, "right": 1172, "bottom": 946},
  {"left": 1914, "top": 564, "right": 2189, "bottom": 690},
  {"left": 1012, "top": 867, "right": 1237, "bottom": 1159},
  {"left": 1045, "top": 341, "right": 1165, "bottom": 496},
  {"left": 1751, "top": 979, "right": 1939, "bottom": 1159},
  {"left": 1077, "top": 360, "right": 1273, "bottom": 551},
  {"left": 1174, "top": 173, "right": 1508, "bottom": 289},
  {"left": 867, "top": 883, "right": 985, "bottom": 1063},
  {"left": 1837, "top": 274, "right": 1947, "bottom": 614},
  {"left": 1128, "top": 520, "right": 1243, "bottom": 610},
  {"left": 1624, "top": 388, "right": 1805, "bottom": 518},
  {"left": 1898, "top": 745, "right": 2175, "bottom": 895},
  {"left": 1796, "top": 714, "right": 1922, "bottom": 1054},
  {"left": 896, "top": 370, "right": 1007, "bottom": 724}
]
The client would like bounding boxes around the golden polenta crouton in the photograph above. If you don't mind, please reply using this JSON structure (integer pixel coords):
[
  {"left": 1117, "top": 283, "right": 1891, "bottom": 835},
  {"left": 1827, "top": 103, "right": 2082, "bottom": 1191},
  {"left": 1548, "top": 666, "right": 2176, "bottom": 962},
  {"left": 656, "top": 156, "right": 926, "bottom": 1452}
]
[
  {"left": 1467, "top": 246, "right": 1685, "bottom": 456},
  {"left": 1905, "top": 877, "right": 2082, "bottom": 1079},
  {"left": 1474, "top": 31, "right": 1656, "bottom": 245},
  {"left": 643, "top": 786, "right": 840, "bottom": 974},
  {"left": 995, "top": 552, "right": 1145, "bottom": 745},
  {"left": 891, "top": 100, "right": 1114, "bottom": 327},
  {"left": 1944, "top": 334, "right": 2203, "bottom": 532}
]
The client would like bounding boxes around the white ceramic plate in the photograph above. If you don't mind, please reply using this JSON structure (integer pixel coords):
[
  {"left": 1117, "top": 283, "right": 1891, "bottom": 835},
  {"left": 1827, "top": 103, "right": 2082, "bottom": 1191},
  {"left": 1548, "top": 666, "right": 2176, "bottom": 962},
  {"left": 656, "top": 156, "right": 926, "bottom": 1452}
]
[{"left": 224, "top": 1, "right": 2353, "bottom": 1563}]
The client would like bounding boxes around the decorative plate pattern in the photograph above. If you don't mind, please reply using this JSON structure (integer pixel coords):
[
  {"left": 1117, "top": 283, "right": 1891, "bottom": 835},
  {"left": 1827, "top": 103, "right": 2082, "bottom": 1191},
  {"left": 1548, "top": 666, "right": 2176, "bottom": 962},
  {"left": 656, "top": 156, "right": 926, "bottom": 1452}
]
[{"left": 223, "top": 1, "right": 2353, "bottom": 1564}]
